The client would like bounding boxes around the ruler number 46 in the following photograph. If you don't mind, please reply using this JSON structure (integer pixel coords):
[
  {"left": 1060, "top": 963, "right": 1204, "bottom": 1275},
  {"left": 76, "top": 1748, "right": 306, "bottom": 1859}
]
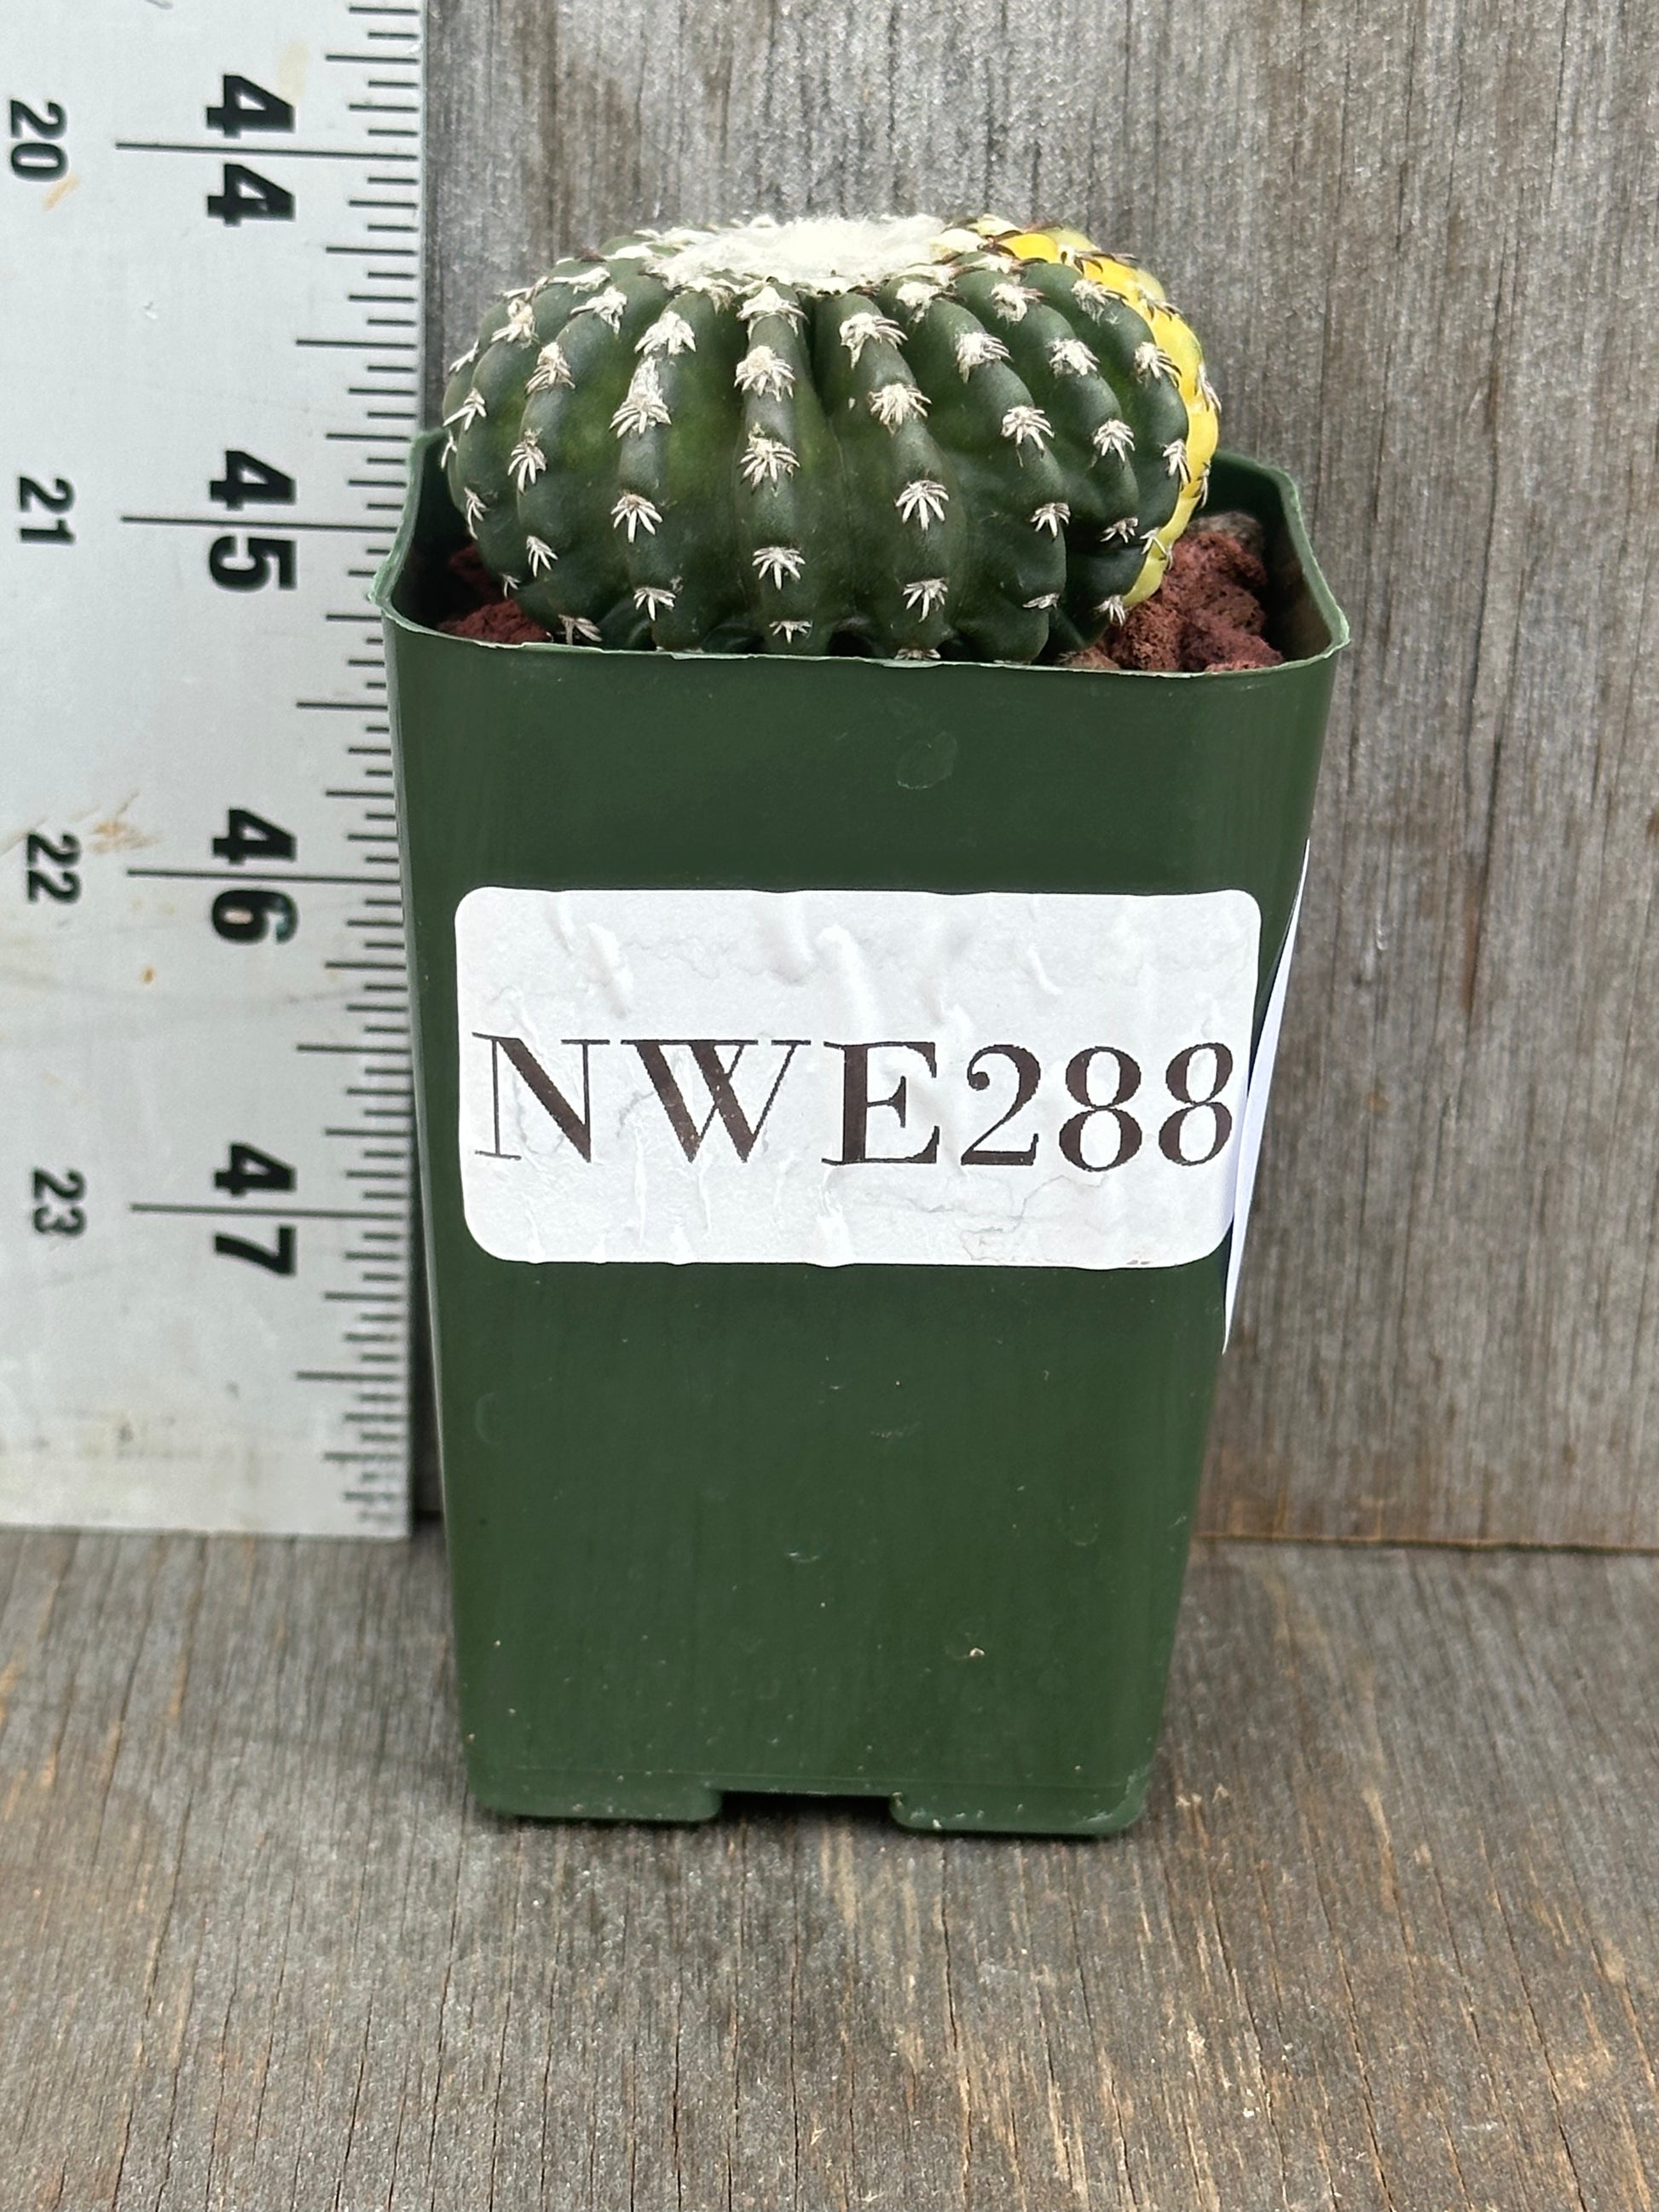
[
  {"left": 9, "top": 99, "right": 66, "bottom": 182},
  {"left": 205, "top": 75, "right": 294, "bottom": 228},
  {"left": 211, "top": 804, "right": 298, "bottom": 944}
]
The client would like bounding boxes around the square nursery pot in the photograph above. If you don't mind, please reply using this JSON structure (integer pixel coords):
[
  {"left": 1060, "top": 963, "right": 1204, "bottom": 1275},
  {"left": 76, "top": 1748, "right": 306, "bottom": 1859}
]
[{"left": 376, "top": 433, "right": 1347, "bottom": 1835}]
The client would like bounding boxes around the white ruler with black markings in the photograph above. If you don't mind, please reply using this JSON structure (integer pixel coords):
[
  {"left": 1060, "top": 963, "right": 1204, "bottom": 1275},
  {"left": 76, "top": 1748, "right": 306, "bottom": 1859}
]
[{"left": 0, "top": 2, "right": 425, "bottom": 1533}]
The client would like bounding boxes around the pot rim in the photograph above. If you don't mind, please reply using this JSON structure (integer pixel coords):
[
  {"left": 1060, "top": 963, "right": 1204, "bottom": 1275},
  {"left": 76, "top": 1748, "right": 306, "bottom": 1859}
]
[{"left": 373, "top": 433, "right": 1350, "bottom": 679}]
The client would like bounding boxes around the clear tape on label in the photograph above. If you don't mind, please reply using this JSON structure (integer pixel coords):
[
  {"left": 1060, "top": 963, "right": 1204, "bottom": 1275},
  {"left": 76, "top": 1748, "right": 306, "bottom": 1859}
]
[{"left": 1223, "top": 846, "right": 1309, "bottom": 1344}]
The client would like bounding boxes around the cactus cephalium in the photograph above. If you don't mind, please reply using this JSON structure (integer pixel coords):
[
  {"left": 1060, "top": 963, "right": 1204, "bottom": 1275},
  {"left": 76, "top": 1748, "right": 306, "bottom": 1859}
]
[{"left": 440, "top": 214, "right": 1219, "bottom": 661}]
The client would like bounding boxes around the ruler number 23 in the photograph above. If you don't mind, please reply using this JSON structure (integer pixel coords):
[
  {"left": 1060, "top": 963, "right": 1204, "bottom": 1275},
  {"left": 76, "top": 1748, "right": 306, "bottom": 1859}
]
[
  {"left": 205, "top": 75, "right": 294, "bottom": 228},
  {"left": 32, "top": 1169, "right": 86, "bottom": 1238}
]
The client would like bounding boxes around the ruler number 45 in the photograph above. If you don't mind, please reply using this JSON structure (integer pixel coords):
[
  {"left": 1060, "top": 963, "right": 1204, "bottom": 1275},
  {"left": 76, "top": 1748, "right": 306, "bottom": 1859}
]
[
  {"left": 210, "top": 449, "right": 297, "bottom": 593},
  {"left": 205, "top": 75, "right": 294, "bottom": 228}
]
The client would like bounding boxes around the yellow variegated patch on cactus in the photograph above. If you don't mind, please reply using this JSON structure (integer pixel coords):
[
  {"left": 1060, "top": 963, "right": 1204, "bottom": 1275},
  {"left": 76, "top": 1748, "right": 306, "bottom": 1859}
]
[{"left": 972, "top": 219, "right": 1220, "bottom": 607}]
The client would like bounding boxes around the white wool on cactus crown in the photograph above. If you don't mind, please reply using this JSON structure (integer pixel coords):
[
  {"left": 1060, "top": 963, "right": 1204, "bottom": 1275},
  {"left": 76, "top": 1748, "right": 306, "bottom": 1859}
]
[{"left": 630, "top": 213, "right": 963, "bottom": 294}]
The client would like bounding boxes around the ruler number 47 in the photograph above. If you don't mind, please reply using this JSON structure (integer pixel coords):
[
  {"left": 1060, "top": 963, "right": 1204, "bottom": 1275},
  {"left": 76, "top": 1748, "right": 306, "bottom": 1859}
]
[
  {"left": 205, "top": 75, "right": 294, "bottom": 228},
  {"left": 213, "top": 1143, "right": 297, "bottom": 1275}
]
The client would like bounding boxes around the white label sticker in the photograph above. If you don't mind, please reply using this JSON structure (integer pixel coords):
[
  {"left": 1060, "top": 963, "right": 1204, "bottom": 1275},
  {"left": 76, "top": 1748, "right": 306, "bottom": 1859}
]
[{"left": 455, "top": 887, "right": 1260, "bottom": 1270}]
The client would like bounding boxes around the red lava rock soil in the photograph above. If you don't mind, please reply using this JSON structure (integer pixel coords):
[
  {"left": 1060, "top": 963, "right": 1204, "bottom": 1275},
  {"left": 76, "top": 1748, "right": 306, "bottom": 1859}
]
[
  {"left": 437, "top": 544, "right": 554, "bottom": 643},
  {"left": 437, "top": 511, "right": 1280, "bottom": 668},
  {"left": 1066, "top": 514, "right": 1281, "bottom": 673}
]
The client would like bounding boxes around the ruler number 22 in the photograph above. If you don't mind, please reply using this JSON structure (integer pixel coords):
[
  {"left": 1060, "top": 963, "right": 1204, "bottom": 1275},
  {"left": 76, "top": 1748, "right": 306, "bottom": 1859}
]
[
  {"left": 205, "top": 75, "right": 294, "bottom": 228},
  {"left": 26, "top": 831, "right": 82, "bottom": 904}
]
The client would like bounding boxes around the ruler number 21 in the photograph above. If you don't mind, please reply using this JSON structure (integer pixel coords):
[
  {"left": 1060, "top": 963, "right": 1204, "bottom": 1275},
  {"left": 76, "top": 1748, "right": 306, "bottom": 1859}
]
[
  {"left": 205, "top": 75, "right": 294, "bottom": 228},
  {"left": 19, "top": 474, "right": 74, "bottom": 546}
]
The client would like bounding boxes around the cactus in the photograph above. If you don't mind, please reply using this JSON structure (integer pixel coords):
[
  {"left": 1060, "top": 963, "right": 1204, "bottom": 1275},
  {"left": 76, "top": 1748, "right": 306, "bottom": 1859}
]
[{"left": 440, "top": 214, "right": 1219, "bottom": 660}]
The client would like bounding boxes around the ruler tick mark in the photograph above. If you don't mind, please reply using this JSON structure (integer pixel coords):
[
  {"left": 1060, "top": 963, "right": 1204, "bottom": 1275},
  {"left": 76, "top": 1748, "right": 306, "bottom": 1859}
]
[
  {"left": 127, "top": 867, "right": 394, "bottom": 886},
  {"left": 131, "top": 1204, "right": 399, "bottom": 1222},
  {"left": 298, "top": 1042, "right": 412, "bottom": 1056},
  {"left": 117, "top": 141, "right": 413, "bottom": 162},
  {"left": 121, "top": 515, "right": 394, "bottom": 534}
]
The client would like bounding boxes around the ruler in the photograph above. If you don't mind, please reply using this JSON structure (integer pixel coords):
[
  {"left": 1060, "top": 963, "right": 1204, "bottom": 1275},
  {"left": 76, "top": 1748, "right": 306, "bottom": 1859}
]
[{"left": 1, "top": 3, "right": 425, "bottom": 1533}]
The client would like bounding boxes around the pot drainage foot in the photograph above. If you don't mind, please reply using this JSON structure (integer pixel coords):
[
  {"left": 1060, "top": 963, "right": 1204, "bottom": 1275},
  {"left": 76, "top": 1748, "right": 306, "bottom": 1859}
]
[{"left": 887, "top": 1772, "right": 1151, "bottom": 1837}]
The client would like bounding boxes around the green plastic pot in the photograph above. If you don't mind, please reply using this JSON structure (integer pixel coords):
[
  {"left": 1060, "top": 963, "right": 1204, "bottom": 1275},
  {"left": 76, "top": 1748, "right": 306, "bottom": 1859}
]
[{"left": 376, "top": 435, "right": 1346, "bottom": 1835}]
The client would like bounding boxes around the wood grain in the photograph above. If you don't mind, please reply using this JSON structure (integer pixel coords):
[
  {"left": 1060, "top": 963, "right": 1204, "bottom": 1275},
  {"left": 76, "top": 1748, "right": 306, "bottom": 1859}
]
[
  {"left": 417, "top": 0, "right": 1659, "bottom": 1545},
  {"left": 2, "top": 1527, "right": 1655, "bottom": 2208}
]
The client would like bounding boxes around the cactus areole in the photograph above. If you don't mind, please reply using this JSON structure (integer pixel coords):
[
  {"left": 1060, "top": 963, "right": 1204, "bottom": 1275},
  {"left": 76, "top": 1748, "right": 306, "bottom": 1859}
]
[{"left": 440, "top": 215, "right": 1221, "bottom": 661}]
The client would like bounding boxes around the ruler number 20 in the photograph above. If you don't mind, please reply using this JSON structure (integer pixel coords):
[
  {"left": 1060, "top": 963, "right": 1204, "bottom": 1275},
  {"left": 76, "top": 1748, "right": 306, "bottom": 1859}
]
[
  {"left": 205, "top": 75, "right": 294, "bottom": 228},
  {"left": 9, "top": 99, "right": 67, "bottom": 182}
]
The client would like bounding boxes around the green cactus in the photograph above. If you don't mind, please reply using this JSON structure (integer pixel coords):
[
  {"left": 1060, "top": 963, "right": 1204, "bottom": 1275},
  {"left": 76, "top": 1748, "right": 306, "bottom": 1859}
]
[{"left": 440, "top": 215, "right": 1219, "bottom": 660}]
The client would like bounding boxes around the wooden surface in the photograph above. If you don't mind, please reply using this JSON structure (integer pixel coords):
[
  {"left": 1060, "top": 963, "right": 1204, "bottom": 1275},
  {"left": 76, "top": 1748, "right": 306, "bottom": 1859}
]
[
  {"left": 418, "top": 0, "right": 1659, "bottom": 1545},
  {"left": 3, "top": 1525, "right": 1655, "bottom": 2208}
]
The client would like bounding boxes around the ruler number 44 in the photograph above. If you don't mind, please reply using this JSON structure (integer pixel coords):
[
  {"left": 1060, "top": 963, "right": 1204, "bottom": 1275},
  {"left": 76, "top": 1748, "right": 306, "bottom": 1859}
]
[{"left": 205, "top": 75, "right": 294, "bottom": 228}]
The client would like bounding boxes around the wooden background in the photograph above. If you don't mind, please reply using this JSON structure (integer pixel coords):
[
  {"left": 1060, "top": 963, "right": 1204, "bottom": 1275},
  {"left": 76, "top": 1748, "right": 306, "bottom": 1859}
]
[
  {"left": 423, "top": 0, "right": 1659, "bottom": 1548},
  {"left": 9, "top": 1527, "right": 1657, "bottom": 2209}
]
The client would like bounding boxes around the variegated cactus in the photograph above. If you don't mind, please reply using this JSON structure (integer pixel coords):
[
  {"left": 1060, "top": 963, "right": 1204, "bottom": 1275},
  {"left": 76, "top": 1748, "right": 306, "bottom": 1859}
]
[{"left": 441, "top": 214, "right": 1219, "bottom": 659}]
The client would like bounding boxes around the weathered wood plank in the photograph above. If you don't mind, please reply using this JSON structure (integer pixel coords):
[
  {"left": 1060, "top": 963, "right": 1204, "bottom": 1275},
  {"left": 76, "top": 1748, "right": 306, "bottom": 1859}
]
[
  {"left": 3, "top": 1528, "right": 1656, "bottom": 2207},
  {"left": 418, "top": 0, "right": 1659, "bottom": 1544}
]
